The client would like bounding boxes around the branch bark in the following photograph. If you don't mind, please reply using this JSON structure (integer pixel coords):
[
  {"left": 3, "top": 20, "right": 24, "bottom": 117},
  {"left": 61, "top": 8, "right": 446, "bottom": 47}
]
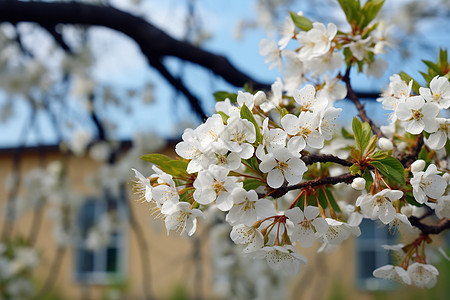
[
  {"left": 343, "top": 67, "right": 384, "bottom": 138},
  {"left": 0, "top": 0, "right": 271, "bottom": 91},
  {"left": 267, "top": 173, "right": 357, "bottom": 199}
]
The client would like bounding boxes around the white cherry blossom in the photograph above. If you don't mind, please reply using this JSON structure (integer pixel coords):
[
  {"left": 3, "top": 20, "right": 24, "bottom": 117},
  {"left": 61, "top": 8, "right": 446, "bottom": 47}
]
[
  {"left": 281, "top": 111, "right": 323, "bottom": 152},
  {"left": 226, "top": 188, "right": 275, "bottom": 226},
  {"left": 435, "top": 195, "right": 450, "bottom": 219},
  {"left": 297, "top": 22, "right": 337, "bottom": 61},
  {"left": 250, "top": 245, "right": 307, "bottom": 275},
  {"left": 319, "top": 107, "right": 342, "bottom": 140},
  {"left": 285, "top": 206, "right": 328, "bottom": 247},
  {"left": 395, "top": 96, "right": 440, "bottom": 134},
  {"left": 230, "top": 224, "right": 264, "bottom": 253},
  {"left": 419, "top": 76, "right": 450, "bottom": 109},
  {"left": 131, "top": 168, "right": 152, "bottom": 202},
  {"left": 175, "top": 129, "right": 211, "bottom": 173},
  {"left": 258, "top": 147, "right": 307, "bottom": 188},
  {"left": 193, "top": 165, "right": 240, "bottom": 211},
  {"left": 356, "top": 189, "right": 403, "bottom": 224},
  {"left": 347, "top": 35, "right": 371, "bottom": 60},
  {"left": 223, "top": 116, "right": 256, "bottom": 159},
  {"left": 293, "top": 84, "right": 328, "bottom": 114},
  {"left": 410, "top": 164, "right": 447, "bottom": 203},
  {"left": 424, "top": 118, "right": 450, "bottom": 150},
  {"left": 164, "top": 202, "right": 204, "bottom": 236},
  {"left": 407, "top": 262, "right": 439, "bottom": 288},
  {"left": 317, "top": 218, "right": 361, "bottom": 245},
  {"left": 259, "top": 39, "right": 283, "bottom": 71},
  {"left": 316, "top": 74, "right": 347, "bottom": 102},
  {"left": 373, "top": 265, "right": 411, "bottom": 285},
  {"left": 278, "top": 15, "right": 295, "bottom": 49}
]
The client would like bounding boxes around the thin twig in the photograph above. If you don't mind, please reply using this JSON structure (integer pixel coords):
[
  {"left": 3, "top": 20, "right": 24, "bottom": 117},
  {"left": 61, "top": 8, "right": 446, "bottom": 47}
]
[
  {"left": 34, "top": 247, "right": 66, "bottom": 299},
  {"left": 301, "top": 153, "right": 352, "bottom": 167},
  {"left": 342, "top": 66, "right": 384, "bottom": 138}
]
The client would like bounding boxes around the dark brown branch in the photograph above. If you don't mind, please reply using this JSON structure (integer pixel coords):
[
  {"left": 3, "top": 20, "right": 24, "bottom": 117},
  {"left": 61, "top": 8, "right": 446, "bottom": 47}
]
[
  {"left": 343, "top": 67, "right": 384, "bottom": 138},
  {"left": 268, "top": 173, "right": 357, "bottom": 199},
  {"left": 301, "top": 154, "right": 353, "bottom": 167},
  {"left": 397, "top": 134, "right": 424, "bottom": 168},
  {"left": 409, "top": 216, "right": 450, "bottom": 235},
  {"left": 42, "top": 24, "right": 73, "bottom": 54},
  {"left": 0, "top": 0, "right": 271, "bottom": 91},
  {"left": 150, "top": 58, "right": 207, "bottom": 120},
  {"left": 34, "top": 247, "right": 66, "bottom": 299}
]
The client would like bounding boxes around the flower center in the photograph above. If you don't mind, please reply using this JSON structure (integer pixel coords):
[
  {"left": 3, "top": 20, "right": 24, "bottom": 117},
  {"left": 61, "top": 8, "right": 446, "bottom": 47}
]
[
  {"left": 411, "top": 109, "right": 423, "bottom": 121},
  {"left": 212, "top": 180, "right": 225, "bottom": 195}
]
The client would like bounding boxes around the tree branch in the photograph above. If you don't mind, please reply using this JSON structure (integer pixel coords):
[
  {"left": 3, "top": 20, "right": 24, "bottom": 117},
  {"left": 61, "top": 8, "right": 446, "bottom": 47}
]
[
  {"left": 0, "top": 0, "right": 271, "bottom": 91},
  {"left": 267, "top": 173, "right": 357, "bottom": 199},
  {"left": 409, "top": 216, "right": 450, "bottom": 235},
  {"left": 342, "top": 67, "right": 384, "bottom": 138},
  {"left": 301, "top": 153, "right": 353, "bottom": 167},
  {"left": 150, "top": 58, "right": 207, "bottom": 120}
]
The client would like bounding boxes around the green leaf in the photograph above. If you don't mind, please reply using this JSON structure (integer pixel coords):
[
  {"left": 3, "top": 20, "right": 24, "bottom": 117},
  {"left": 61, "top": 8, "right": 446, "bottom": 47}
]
[
  {"left": 341, "top": 127, "right": 354, "bottom": 139},
  {"left": 399, "top": 72, "right": 421, "bottom": 94},
  {"left": 352, "top": 117, "right": 371, "bottom": 153},
  {"left": 349, "top": 163, "right": 361, "bottom": 175},
  {"left": 244, "top": 157, "right": 263, "bottom": 176},
  {"left": 360, "top": 122, "right": 372, "bottom": 152},
  {"left": 240, "top": 103, "right": 263, "bottom": 144},
  {"left": 352, "top": 117, "right": 363, "bottom": 150},
  {"left": 337, "top": 0, "right": 361, "bottom": 25},
  {"left": 371, "top": 156, "right": 405, "bottom": 184},
  {"left": 179, "top": 189, "right": 194, "bottom": 203},
  {"left": 361, "top": 0, "right": 385, "bottom": 28},
  {"left": 439, "top": 48, "right": 448, "bottom": 70},
  {"left": 325, "top": 189, "right": 341, "bottom": 213},
  {"left": 317, "top": 188, "right": 329, "bottom": 209},
  {"left": 214, "top": 91, "right": 237, "bottom": 103},
  {"left": 140, "top": 154, "right": 188, "bottom": 177},
  {"left": 370, "top": 160, "right": 388, "bottom": 174},
  {"left": 422, "top": 60, "right": 441, "bottom": 74},
  {"left": 362, "top": 168, "right": 373, "bottom": 191},
  {"left": 217, "top": 111, "right": 229, "bottom": 123},
  {"left": 370, "top": 150, "right": 388, "bottom": 160},
  {"left": 289, "top": 11, "right": 313, "bottom": 31},
  {"left": 243, "top": 179, "right": 263, "bottom": 191}
]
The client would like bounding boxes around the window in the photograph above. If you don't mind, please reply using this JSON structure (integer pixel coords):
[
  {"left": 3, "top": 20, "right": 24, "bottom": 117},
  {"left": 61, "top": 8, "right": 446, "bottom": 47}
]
[
  {"left": 356, "top": 219, "right": 398, "bottom": 290},
  {"left": 74, "top": 198, "right": 127, "bottom": 284}
]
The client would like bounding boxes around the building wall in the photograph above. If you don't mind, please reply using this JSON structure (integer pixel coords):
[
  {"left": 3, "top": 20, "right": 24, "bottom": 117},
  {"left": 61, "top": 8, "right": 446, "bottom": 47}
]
[{"left": 0, "top": 145, "right": 412, "bottom": 300}]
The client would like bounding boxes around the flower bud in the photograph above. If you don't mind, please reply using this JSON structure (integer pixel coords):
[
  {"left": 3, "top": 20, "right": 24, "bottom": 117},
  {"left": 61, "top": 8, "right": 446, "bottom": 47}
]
[
  {"left": 443, "top": 172, "right": 450, "bottom": 183},
  {"left": 253, "top": 91, "right": 266, "bottom": 106},
  {"left": 400, "top": 205, "right": 413, "bottom": 217},
  {"left": 351, "top": 177, "right": 366, "bottom": 190},
  {"left": 411, "top": 160, "right": 426, "bottom": 173},
  {"left": 378, "top": 137, "right": 393, "bottom": 150}
]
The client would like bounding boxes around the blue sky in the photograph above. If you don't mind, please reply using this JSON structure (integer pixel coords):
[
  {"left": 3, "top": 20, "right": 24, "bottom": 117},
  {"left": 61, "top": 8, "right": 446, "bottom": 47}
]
[{"left": 0, "top": 0, "right": 449, "bottom": 148}]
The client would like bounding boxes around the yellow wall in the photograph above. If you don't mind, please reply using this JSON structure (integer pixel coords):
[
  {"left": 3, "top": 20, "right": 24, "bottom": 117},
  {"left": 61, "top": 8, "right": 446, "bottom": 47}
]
[{"left": 1, "top": 145, "right": 428, "bottom": 300}]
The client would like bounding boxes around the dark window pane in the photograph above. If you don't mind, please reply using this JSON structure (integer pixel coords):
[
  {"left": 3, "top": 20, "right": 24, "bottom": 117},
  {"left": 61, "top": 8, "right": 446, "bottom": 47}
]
[
  {"left": 78, "top": 248, "right": 95, "bottom": 273},
  {"left": 106, "top": 248, "right": 118, "bottom": 273},
  {"left": 358, "top": 250, "right": 376, "bottom": 279},
  {"left": 359, "top": 219, "right": 375, "bottom": 240}
]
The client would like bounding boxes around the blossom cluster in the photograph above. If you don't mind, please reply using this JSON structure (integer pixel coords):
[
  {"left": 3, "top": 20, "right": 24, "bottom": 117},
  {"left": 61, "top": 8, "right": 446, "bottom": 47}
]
[
  {"left": 0, "top": 242, "right": 39, "bottom": 299},
  {"left": 133, "top": 3, "right": 450, "bottom": 290},
  {"left": 378, "top": 75, "right": 450, "bottom": 150}
]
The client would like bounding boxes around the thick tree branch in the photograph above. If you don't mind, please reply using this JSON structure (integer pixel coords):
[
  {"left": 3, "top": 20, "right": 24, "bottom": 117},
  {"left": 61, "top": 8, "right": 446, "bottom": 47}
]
[
  {"left": 0, "top": 0, "right": 270, "bottom": 91},
  {"left": 343, "top": 67, "right": 384, "bottom": 138},
  {"left": 409, "top": 216, "right": 450, "bottom": 235},
  {"left": 150, "top": 58, "right": 207, "bottom": 120}
]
